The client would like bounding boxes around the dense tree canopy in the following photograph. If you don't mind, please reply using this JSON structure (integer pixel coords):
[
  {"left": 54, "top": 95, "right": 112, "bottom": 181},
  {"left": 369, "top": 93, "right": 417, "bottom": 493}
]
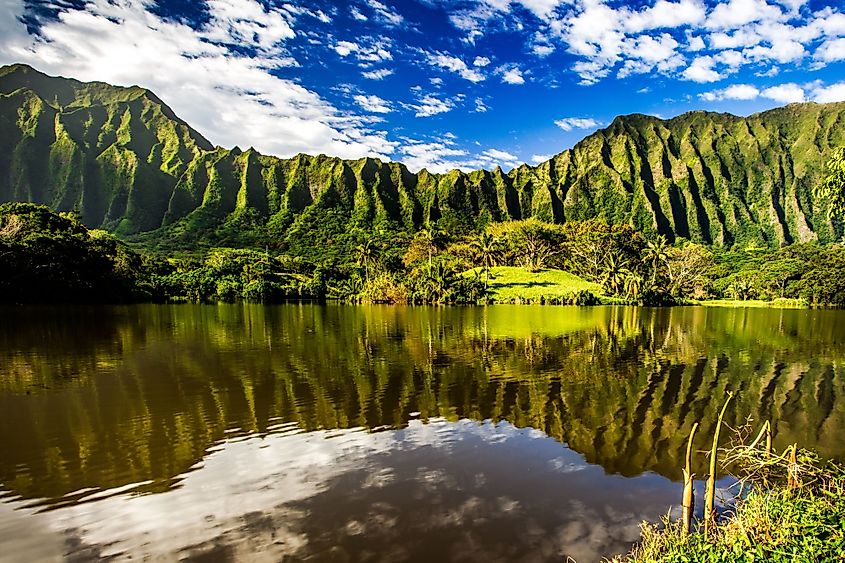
[{"left": 3, "top": 203, "right": 845, "bottom": 306}]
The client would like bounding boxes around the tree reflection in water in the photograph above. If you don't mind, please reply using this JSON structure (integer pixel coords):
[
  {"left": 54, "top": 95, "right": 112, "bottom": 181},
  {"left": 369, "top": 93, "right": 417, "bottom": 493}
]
[{"left": 0, "top": 304, "right": 843, "bottom": 560}]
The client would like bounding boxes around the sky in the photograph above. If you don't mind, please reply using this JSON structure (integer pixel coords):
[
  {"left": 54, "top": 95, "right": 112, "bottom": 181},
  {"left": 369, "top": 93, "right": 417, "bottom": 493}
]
[{"left": 1, "top": 0, "right": 844, "bottom": 172}]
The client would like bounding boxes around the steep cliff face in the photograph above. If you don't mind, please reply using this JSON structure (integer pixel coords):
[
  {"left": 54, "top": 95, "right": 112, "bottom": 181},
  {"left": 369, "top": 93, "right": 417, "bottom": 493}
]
[{"left": 1, "top": 64, "right": 843, "bottom": 247}]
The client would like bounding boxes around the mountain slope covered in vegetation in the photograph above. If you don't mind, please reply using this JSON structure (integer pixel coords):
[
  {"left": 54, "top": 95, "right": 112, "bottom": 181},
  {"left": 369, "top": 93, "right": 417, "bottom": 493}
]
[{"left": 1, "top": 63, "right": 843, "bottom": 248}]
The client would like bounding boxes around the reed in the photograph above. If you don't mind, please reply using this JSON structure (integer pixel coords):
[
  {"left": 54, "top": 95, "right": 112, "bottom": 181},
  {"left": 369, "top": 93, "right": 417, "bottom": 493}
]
[
  {"left": 681, "top": 422, "right": 698, "bottom": 536},
  {"left": 704, "top": 392, "right": 732, "bottom": 535}
]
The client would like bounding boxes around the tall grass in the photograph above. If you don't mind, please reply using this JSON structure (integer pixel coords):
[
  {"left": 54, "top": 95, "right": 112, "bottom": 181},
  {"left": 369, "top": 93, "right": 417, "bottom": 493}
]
[{"left": 613, "top": 394, "right": 845, "bottom": 562}]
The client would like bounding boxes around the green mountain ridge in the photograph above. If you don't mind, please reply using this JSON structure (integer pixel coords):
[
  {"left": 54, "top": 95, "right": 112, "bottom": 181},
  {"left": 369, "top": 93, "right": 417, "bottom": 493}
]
[{"left": 1, "top": 63, "right": 843, "bottom": 247}]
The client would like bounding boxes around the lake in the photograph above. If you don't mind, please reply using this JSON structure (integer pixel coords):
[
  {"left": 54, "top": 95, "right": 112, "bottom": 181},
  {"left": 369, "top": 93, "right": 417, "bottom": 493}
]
[{"left": 1, "top": 304, "right": 844, "bottom": 562}]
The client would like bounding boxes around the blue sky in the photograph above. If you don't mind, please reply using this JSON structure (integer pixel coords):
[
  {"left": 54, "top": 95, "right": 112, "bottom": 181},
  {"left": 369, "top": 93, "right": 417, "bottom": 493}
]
[{"left": 1, "top": 0, "right": 844, "bottom": 172}]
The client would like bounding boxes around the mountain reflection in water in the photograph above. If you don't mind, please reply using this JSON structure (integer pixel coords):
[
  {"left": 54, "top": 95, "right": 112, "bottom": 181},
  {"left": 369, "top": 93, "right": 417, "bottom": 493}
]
[{"left": 1, "top": 304, "right": 843, "bottom": 561}]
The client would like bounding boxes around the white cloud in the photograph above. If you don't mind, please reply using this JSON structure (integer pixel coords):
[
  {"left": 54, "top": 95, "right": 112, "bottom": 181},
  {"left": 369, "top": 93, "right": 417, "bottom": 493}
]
[
  {"left": 682, "top": 55, "right": 723, "bottom": 82},
  {"left": 699, "top": 83, "right": 760, "bottom": 100},
  {"left": 531, "top": 154, "right": 552, "bottom": 163},
  {"left": 335, "top": 41, "right": 359, "bottom": 57},
  {"left": 699, "top": 81, "right": 807, "bottom": 103},
  {"left": 762, "top": 83, "right": 805, "bottom": 103},
  {"left": 815, "top": 38, "right": 845, "bottom": 62},
  {"left": 334, "top": 38, "right": 392, "bottom": 65},
  {"left": 473, "top": 56, "right": 491, "bottom": 67},
  {"left": 425, "top": 52, "right": 486, "bottom": 82},
  {"left": 0, "top": 0, "right": 396, "bottom": 160},
  {"left": 362, "top": 68, "right": 394, "bottom": 80},
  {"left": 434, "top": 0, "right": 845, "bottom": 87},
  {"left": 501, "top": 67, "right": 526, "bottom": 84},
  {"left": 411, "top": 95, "right": 455, "bottom": 117},
  {"left": 312, "top": 10, "right": 331, "bottom": 24},
  {"left": 354, "top": 94, "right": 392, "bottom": 113},
  {"left": 624, "top": 0, "right": 707, "bottom": 33},
  {"left": 706, "top": 0, "right": 784, "bottom": 31},
  {"left": 397, "top": 140, "right": 470, "bottom": 172},
  {"left": 474, "top": 98, "right": 490, "bottom": 112},
  {"left": 480, "top": 148, "right": 520, "bottom": 168},
  {"left": 365, "top": 0, "right": 404, "bottom": 26},
  {"left": 554, "top": 117, "right": 602, "bottom": 131},
  {"left": 812, "top": 82, "right": 845, "bottom": 103},
  {"left": 350, "top": 7, "right": 368, "bottom": 22},
  {"left": 687, "top": 34, "right": 706, "bottom": 51},
  {"left": 202, "top": 0, "right": 294, "bottom": 51}
]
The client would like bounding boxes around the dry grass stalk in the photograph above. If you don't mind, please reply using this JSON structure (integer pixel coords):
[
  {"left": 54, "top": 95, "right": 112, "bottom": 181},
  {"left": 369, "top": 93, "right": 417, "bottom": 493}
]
[
  {"left": 704, "top": 392, "right": 733, "bottom": 535},
  {"left": 681, "top": 422, "right": 699, "bottom": 536}
]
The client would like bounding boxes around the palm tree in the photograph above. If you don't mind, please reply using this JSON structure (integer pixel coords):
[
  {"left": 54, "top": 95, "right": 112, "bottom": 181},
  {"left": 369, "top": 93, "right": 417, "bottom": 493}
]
[
  {"left": 642, "top": 234, "right": 669, "bottom": 288},
  {"left": 355, "top": 240, "right": 377, "bottom": 283},
  {"left": 601, "top": 252, "right": 630, "bottom": 296},
  {"left": 419, "top": 224, "right": 445, "bottom": 270},
  {"left": 471, "top": 231, "right": 498, "bottom": 290},
  {"left": 624, "top": 272, "right": 644, "bottom": 302}
]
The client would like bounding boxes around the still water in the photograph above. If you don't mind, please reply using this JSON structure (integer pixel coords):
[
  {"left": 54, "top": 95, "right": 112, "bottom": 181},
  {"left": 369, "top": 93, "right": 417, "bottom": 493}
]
[{"left": 1, "top": 304, "right": 844, "bottom": 562}]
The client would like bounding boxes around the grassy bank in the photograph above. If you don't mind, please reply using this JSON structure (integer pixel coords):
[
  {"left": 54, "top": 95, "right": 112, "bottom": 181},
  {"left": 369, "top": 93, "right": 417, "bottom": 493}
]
[
  {"left": 469, "top": 266, "right": 603, "bottom": 304},
  {"left": 613, "top": 422, "right": 845, "bottom": 562},
  {"left": 697, "top": 298, "right": 810, "bottom": 309}
]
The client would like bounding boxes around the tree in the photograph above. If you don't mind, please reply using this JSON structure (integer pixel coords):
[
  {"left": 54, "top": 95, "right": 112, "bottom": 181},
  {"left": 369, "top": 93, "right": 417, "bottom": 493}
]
[
  {"left": 624, "top": 272, "right": 644, "bottom": 302},
  {"left": 642, "top": 235, "right": 669, "bottom": 288},
  {"left": 355, "top": 240, "right": 377, "bottom": 283},
  {"left": 664, "top": 243, "right": 714, "bottom": 299},
  {"left": 471, "top": 231, "right": 498, "bottom": 290},
  {"left": 815, "top": 147, "right": 845, "bottom": 217},
  {"left": 601, "top": 252, "right": 630, "bottom": 295},
  {"left": 729, "top": 276, "right": 752, "bottom": 301}
]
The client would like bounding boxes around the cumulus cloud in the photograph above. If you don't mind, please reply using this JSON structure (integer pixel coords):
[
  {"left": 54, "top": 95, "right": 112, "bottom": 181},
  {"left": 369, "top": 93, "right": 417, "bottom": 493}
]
[
  {"left": 397, "top": 139, "right": 471, "bottom": 172},
  {"left": 699, "top": 83, "right": 760, "bottom": 100},
  {"left": 365, "top": 0, "right": 404, "bottom": 27},
  {"left": 481, "top": 148, "right": 520, "bottom": 168},
  {"left": 763, "top": 83, "right": 806, "bottom": 103},
  {"left": 334, "top": 38, "right": 393, "bottom": 66},
  {"left": 410, "top": 94, "right": 455, "bottom": 117},
  {"left": 682, "top": 55, "right": 723, "bottom": 82},
  {"left": 699, "top": 81, "right": 810, "bottom": 103},
  {"left": 501, "top": 67, "right": 526, "bottom": 84},
  {"left": 354, "top": 94, "right": 392, "bottom": 113},
  {"left": 531, "top": 154, "right": 553, "bottom": 163},
  {"left": 0, "top": 0, "right": 396, "bottom": 160},
  {"left": 554, "top": 117, "right": 602, "bottom": 131},
  {"left": 437, "top": 0, "right": 845, "bottom": 87},
  {"left": 362, "top": 68, "right": 394, "bottom": 80},
  {"left": 425, "top": 52, "right": 486, "bottom": 82},
  {"left": 813, "top": 82, "right": 845, "bottom": 103},
  {"left": 350, "top": 7, "right": 368, "bottom": 22},
  {"left": 815, "top": 37, "right": 845, "bottom": 62}
]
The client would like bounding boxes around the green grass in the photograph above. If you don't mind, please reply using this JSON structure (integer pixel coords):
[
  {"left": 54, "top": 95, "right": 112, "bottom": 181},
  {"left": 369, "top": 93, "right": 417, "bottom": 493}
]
[
  {"left": 615, "top": 476, "right": 845, "bottom": 563},
  {"left": 697, "top": 298, "right": 809, "bottom": 309},
  {"left": 469, "top": 266, "right": 602, "bottom": 304},
  {"left": 615, "top": 434, "right": 845, "bottom": 563}
]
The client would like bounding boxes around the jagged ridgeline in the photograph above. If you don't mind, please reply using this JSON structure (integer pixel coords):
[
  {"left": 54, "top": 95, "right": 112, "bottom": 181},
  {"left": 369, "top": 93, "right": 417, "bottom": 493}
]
[{"left": 1, "top": 63, "right": 844, "bottom": 247}]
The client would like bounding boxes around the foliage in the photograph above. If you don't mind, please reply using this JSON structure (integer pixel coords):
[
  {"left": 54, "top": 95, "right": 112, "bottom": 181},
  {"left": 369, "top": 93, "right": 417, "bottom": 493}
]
[
  {"left": 616, "top": 440, "right": 845, "bottom": 563},
  {"left": 9, "top": 201, "right": 845, "bottom": 307},
  {"left": 815, "top": 146, "right": 845, "bottom": 218}
]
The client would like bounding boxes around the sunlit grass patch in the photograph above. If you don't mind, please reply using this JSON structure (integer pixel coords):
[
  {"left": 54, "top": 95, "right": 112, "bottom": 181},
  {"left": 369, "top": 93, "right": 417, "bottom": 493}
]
[
  {"left": 468, "top": 266, "right": 602, "bottom": 304},
  {"left": 697, "top": 298, "right": 809, "bottom": 309}
]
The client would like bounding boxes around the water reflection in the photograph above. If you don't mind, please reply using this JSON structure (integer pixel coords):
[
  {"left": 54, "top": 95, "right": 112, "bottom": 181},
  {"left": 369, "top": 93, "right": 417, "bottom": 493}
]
[
  {"left": 1, "top": 304, "right": 844, "bottom": 561},
  {"left": 1, "top": 420, "right": 679, "bottom": 562}
]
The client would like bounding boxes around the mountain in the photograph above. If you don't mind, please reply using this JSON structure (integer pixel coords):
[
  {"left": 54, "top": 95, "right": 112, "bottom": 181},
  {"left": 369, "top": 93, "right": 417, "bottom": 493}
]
[{"left": 1, "top": 63, "right": 844, "bottom": 247}]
